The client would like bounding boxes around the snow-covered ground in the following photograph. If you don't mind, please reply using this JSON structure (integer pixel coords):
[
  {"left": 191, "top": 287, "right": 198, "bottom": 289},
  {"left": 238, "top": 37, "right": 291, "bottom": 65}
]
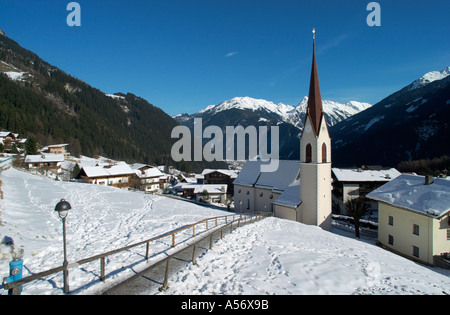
[
  {"left": 1, "top": 167, "right": 449, "bottom": 295},
  {"left": 160, "top": 218, "right": 449, "bottom": 295},
  {"left": 0, "top": 168, "right": 229, "bottom": 295}
]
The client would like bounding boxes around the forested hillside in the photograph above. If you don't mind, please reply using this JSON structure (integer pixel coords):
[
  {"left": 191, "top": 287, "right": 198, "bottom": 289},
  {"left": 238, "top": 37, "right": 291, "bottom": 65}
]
[{"left": 0, "top": 31, "right": 222, "bottom": 172}]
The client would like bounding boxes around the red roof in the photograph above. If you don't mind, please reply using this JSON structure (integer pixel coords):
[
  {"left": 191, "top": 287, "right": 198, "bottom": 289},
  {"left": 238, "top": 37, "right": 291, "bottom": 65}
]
[{"left": 306, "top": 40, "right": 325, "bottom": 136}]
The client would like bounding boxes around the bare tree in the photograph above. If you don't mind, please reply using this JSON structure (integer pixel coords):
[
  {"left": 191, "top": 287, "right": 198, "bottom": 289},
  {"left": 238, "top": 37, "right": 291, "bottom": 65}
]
[{"left": 345, "top": 197, "right": 370, "bottom": 239}]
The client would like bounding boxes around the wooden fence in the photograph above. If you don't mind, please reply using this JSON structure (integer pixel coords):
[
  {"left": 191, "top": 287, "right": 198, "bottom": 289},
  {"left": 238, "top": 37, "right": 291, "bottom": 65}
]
[{"left": 3, "top": 212, "right": 272, "bottom": 295}]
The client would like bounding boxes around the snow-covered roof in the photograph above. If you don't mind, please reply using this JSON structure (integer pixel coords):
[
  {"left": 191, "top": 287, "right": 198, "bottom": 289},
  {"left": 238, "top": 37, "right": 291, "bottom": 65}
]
[
  {"left": 201, "top": 169, "right": 238, "bottom": 178},
  {"left": 332, "top": 168, "right": 401, "bottom": 182},
  {"left": 234, "top": 160, "right": 300, "bottom": 192},
  {"left": 173, "top": 183, "right": 227, "bottom": 194},
  {"left": 273, "top": 184, "right": 301, "bottom": 208},
  {"left": 134, "top": 167, "right": 164, "bottom": 178},
  {"left": 232, "top": 160, "right": 264, "bottom": 187},
  {"left": 0, "top": 131, "right": 13, "bottom": 138},
  {"left": 25, "top": 154, "right": 65, "bottom": 163},
  {"left": 194, "top": 184, "right": 227, "bottom": 194},
  {"left": 47, "top": 144, "right": 68, "bottom": 148},
  {"left": 130, "top": 163, "right": 147, "bottom": 170},
  {"left": 82, "top": 163, "right": 134, "bottom": 178},
  {"left": 367, "top": 174, "right": 450, "bottom": 218}
]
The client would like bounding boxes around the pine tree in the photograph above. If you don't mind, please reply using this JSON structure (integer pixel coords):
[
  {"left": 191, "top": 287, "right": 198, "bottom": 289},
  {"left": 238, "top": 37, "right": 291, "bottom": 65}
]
[{"left": 25, "top": 136, "right": 38, "bottom": 155}]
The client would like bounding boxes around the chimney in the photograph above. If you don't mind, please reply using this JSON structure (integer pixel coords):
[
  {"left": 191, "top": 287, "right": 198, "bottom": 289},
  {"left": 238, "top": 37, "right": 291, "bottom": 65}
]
[{"left": 424, "top": 175, "right": 433, "bottom": 185}]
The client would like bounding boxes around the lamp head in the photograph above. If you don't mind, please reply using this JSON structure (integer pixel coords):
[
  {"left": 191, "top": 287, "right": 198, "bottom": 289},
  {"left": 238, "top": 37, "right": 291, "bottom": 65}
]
[{"left": 55, "top": 199, "right": 71, "bottom": 219}]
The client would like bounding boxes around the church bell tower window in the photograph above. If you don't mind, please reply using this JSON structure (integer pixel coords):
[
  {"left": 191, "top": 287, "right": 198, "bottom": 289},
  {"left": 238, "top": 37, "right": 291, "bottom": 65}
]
[{"left": 306, "top": 144, "right": 312, "bottom": 163}]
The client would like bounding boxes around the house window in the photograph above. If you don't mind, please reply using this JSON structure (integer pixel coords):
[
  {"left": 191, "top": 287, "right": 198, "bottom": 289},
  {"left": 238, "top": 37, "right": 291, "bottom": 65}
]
[
  {"left": 305, "top": 144, "right": 312, "bottom": 163},
  {"left": 388, "top": 216, "right": 394, "bottom": 226},
  {"left": 388, "top": 234, "right": 394, "bottom": 246},
  {"left": 322, "top": 143, "right": 327, "bottom": 163},
  {"left": 412, "top": 246, "right": 420, "bottom": 258},
  {"left": 447, "top": 229, "right": 450, "bottom": 240},
  {"left": 259, "top": 192, "right": 264, "bottom": 197},
  {"left": 413, "top": 224, "right": 420, "bottom": 236}
]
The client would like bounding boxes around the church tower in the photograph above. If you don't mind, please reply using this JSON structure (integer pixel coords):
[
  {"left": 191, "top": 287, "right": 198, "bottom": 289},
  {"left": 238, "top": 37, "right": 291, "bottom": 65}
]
[{"left": 299, "top": 29, "right": 332, "bottom": 230}]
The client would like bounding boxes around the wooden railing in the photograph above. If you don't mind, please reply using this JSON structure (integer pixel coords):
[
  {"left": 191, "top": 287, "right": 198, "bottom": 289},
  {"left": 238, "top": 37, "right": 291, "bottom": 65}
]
[{"left": 3, "top": 212, "right": 272, "bottom": 295}]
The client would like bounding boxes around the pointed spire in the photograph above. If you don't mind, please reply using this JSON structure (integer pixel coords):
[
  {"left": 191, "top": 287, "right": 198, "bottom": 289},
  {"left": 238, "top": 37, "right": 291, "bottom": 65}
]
[{"left": 307, "top": 28, "right": 324, "bottom": 136}]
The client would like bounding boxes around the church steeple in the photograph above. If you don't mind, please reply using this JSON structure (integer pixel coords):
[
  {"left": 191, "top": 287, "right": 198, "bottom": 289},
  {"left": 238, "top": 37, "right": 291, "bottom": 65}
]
[
  {"left": 298, "top": 28, "right": 332, "bottom": 231},
  {"left": 306, "top": 28, "right": 324, "bottom": 136}
]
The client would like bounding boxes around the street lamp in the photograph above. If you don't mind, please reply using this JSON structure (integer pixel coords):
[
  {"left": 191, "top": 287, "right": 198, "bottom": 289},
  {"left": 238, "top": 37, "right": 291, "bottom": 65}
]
[{"left": 55, "top": 199, "right": 71, "bottom": 294}]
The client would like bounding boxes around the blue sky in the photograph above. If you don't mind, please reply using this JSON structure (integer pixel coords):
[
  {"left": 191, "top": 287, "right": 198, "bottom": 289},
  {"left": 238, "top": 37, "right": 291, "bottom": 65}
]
[{"left": 1, "top": 0, "right": 449, "bottom": 116}]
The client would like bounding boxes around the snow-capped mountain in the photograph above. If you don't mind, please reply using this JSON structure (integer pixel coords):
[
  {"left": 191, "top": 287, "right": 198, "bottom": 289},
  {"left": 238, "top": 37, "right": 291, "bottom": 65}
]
[
  {"left": 175, "top": 96, "right": 371, "bottom": 131},
  {"left": 290, "top": 97, "right": 372, "bottom": 128},
  {"left": 408, "top": 67, "right": 450, "bottom": 90},
  {"left": 174, "top": 96, "right": 371, "bottom": 160}
]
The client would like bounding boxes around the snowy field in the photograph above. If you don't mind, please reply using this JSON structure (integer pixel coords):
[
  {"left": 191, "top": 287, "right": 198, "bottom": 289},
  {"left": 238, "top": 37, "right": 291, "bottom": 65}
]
[
  {"left": 0, "top": 167, "right": 449, "bottom": 295},
  {"left": 0, "top": 168, "right": 229, "bottom": 295}
]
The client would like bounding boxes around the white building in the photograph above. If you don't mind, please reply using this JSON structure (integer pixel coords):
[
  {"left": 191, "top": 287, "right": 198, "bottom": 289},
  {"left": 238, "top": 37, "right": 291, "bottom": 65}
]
[
  {"left": 78, "top": 163, "right": 135, "bottom": 187},
  {"left": 367, "top": 174, "right": 450, "bottom": 265},
  {"left": 233, "top": 159, "right": 300, "bottom": 214},
  {"left": 332, "top": 167, "right": 402, "bottom": 218},
  {"left": 24, "top": 154, "right": 65, "bottom": 174},
  {"left": 132, "top": 164, "right": 167, "bottom": 193}
]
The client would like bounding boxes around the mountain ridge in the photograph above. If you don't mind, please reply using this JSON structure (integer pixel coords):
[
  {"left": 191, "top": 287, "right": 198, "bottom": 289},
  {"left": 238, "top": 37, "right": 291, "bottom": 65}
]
[
  {"left": 175, "top": 96, "right": 372, "bottom": 129},
  {"left": 330, "top": 67, "right": 450, "bottom": 168}
]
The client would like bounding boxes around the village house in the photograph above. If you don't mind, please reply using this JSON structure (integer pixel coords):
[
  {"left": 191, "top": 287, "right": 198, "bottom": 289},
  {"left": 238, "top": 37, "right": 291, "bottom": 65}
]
[
  {"left": 131, "top": 164, "right": 168, "bottom": 193},
  {"left": 77, "top": 163, "right": 135, "bottom": 188},
  {"left": 0, "top": 131, "right": 16, "bottom": 145},
  {"left": 43, "top": 144, "right": 70, "bottom": 157},
  {"left": 24, "top": 154, "right": 65, "bottom": 174},
  {"left": 201, "top": 169, "right": 238, "bottom": 195},
  {"left": 367, "top": 174, "right": 450, "bottom": 266},
  {"left": 332, "top": 167, "right": 401, "bottom": 218},
  {"left": 233, "top": 159, "right": 300, "bottom": 214},
  {"left": 173, "top": 183, "right": 228, "bottom": 204}
]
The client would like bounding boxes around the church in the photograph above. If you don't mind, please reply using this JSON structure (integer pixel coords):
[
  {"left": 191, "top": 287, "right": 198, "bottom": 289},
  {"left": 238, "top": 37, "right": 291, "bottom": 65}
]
[{"left": 233, "top": 30, "right": 333, "bottom": 231}]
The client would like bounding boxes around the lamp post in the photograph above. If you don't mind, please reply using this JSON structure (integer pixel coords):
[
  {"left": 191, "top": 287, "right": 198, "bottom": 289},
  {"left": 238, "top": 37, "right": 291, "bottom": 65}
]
[{"left": 55, "top": 199, "right": 71, "bottom": 294}]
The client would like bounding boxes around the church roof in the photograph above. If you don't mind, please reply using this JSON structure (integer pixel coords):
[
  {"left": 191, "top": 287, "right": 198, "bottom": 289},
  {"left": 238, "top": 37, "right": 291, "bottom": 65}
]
[
  {"left": 234, "top": 159, "right": 300, "bottom": 193},
  {"left": 306, "top": 32, "right": 325, "bottom": 136}
]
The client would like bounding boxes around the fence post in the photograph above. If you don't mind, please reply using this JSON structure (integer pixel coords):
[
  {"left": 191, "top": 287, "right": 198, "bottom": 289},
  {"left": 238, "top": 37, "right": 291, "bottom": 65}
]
[
  {"left": 193, "top": 224, "right": 196, "bottom": 236},
  {"left": 172, "top": 234, "right": 176, "bottom": 247},
  {"left": 192, "top": 245, "right": 198, "bottom": 266},
  {"left": 159, "top": 258, "right": 171, "bottom": 291},
  {"left": 145, "top": 242, "right": 150, "bottom": 260},
  {"left": 100, "top": 257, "right": 106, "bottom": 282}
]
